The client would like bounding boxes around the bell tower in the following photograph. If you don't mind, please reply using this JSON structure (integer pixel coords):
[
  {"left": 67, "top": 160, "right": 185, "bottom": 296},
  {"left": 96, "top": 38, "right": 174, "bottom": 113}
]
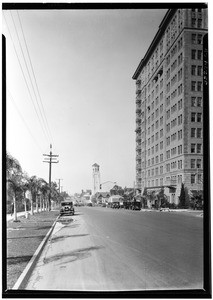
[{"left": 92, "top": 163, "right": 100, "bottom": 195}]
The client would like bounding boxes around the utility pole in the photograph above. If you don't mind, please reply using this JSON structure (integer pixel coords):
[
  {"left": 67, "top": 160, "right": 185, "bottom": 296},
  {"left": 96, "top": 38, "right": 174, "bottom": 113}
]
[{"left": 43, "top": 144, "right": 59, "bottom": 211}]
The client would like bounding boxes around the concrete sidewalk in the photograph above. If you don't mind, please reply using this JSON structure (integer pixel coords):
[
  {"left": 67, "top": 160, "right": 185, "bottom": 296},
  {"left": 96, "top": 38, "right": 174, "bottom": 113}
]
[
  {"left": 6, "top": 210, "right": 59, "bottom": 290},
  {"left": 24, "top": 213, "right": 108, "bottom": 291}
]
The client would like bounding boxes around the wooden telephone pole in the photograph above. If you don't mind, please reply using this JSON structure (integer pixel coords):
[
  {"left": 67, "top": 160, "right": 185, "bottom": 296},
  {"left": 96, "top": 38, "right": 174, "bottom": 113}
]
[{"left": 43, "top": 144, "right": 59, "bottom": 210}]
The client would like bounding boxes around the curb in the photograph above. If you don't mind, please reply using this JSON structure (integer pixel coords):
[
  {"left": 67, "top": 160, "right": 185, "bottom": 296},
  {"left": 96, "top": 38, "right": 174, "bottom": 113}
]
[{"left": 12, "top": 215, "right": 59, "bottom": 290}]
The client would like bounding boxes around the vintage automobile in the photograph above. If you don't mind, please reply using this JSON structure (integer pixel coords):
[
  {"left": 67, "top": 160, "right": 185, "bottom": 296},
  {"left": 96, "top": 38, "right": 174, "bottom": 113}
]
[
  {"left": 130, "top": 199, "right": 141, "bottom": 210},
  {"left": 111, "top": 202, "right": 120, "bottom": 209},
  {"left": 60, "top": 201, "right": 75, "bottom": 215}
]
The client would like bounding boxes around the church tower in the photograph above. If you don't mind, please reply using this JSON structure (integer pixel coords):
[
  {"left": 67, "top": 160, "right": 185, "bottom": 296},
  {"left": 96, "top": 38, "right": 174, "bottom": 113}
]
[{"left": 92, "top": 163, "right": 100, "bottom": 195}]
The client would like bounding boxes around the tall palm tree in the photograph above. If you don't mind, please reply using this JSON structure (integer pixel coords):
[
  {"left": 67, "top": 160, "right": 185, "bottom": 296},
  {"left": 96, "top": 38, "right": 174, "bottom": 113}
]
[
  {"left": 51, "top": 181, "right": 59, "bottom": 210},
  {"left": 27, "top": 175, "right": 39, "bottom": 215},
  {"left": 6, "top": 153, "right": 23, "bottom": 221},
  {"left": 21, "top": 172, "right": 30, "bottom": 217},
  {"left": 39, "top": 180, "right": 49, "bottom": 211},
  {"left": 37, "top": 178, "right": 48, "bottom": 212}
]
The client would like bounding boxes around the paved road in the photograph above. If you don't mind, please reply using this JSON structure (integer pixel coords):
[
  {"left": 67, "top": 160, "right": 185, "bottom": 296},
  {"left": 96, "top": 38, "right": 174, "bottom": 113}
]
[{"left": 25, "top": 207, "right": 203, "bottom": 291}]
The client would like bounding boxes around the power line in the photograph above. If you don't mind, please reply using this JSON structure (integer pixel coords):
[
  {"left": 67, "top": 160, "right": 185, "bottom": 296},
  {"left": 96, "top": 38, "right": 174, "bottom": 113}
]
[
  {"left": 7, "top": 89, "right": 44, "bottom": 153},
  {"left": 10, "top": 11, "right": 51, "bottom": 142},
  {"left": 16, "top": 10, "right": 54, "bottom": 143},
  {"left": 9, "top": 11, "right": 52, "bottom": 143},
  {"left": 3, "top": 11, "right": 50, "bottom": 143}
]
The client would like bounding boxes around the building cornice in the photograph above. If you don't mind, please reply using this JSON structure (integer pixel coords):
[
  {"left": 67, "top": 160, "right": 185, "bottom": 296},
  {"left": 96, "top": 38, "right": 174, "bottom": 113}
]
[{"left": 132, "top": 9, "right": 176, "bottom": 80}]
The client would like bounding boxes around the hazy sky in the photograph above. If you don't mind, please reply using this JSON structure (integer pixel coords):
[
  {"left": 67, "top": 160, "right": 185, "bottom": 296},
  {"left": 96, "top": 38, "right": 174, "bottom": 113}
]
[{"left": 3, "top": 8, "right": 167, "bottom": 194}]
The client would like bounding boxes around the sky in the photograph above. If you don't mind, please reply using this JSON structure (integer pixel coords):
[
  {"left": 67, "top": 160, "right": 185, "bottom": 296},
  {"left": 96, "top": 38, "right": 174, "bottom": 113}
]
[{"left": 3, "top": 7, "right": 168, "bottom": 195}]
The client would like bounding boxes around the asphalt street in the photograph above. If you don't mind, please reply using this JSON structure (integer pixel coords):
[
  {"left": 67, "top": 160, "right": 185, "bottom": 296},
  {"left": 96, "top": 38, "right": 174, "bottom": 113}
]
[{"left": 25, "top": 207, "right": 203, "bottom": 291}]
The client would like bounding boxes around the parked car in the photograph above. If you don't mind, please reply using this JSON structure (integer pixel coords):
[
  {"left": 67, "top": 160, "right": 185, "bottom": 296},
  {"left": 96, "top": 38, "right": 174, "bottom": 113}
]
[
  {"left": 130, "top": 200, "right": 141, "bottom": 210},
  {"left": 111, "top": 202, "right": 120, "bottom": 209},
  {"left": 60, "top": 201, "right": 75, "bottom": 215},
  {"left": 123, "top": 201, "right": 131, "bottom": 209},
  {"left": 160, "top": 207, "right": 170, "bottom": 212}
]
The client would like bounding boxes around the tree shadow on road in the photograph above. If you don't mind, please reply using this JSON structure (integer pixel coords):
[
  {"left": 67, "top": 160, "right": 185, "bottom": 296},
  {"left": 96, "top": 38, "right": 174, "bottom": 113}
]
[
  {"left": 43, "top": 246, "right": 104, "bottom": 266},
  {"left": 50, "top": 234, "right": 89, "bottom": 243},
  {"left": 72, "top": 212, "right": 84, "bottom": 216},
  {"left": 7, "top": 255, "right": 33, "bottom": 265}
]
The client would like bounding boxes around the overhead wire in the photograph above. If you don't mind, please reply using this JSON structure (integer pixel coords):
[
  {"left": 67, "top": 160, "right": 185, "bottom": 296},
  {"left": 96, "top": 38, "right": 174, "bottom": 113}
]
[
  {"left": 3, "top": 11, "right": 51, "bottom": 145},
  {"left": 7, "top": 88, "right": 44, "bottom": 153},
  {"left": 16, "top": 10, "right": 54, "bottom": 144},
  {"left": 9, "top": 11, "right": 52, "bottom": 144}
]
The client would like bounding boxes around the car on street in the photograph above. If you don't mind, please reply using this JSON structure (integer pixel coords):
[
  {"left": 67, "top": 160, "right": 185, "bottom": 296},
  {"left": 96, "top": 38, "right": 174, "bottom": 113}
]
[
  {"left": 60, "top": 201, "right": 75, "bottom": 215},
  {"left": 130, "top": 200, "right": 141, "bottom": 210},
  {"left": 111, "top": 202, "right": 120, "bottom": 209}
]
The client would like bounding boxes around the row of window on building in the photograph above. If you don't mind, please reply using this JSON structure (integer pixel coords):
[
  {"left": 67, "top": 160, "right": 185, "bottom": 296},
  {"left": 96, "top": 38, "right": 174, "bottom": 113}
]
[
  {"left": 145, "top": 155, "right": 202, "bottom": 176},
  {"left": 136, "top": 33, "right": 204, "bottom": 103},
  {"left": 166, "top": 10, "right": 183, "bottom": 50},
  {"left": 192, "top": 33, "right": 203, "bottom": 45},
  {"left": 139, "top": 134, "right": 202, "bottom": 162},
  {"left": 136, "top": 96, "right": 202, "bottom": 131},
  {"left": 144, "top": 140, "right": 202, "bottom": 165},
  {"left": 145, "top": 161, "right": 202, "bottom": 181},
  {"left": 137, "top": 94, "right": 201, "bottom": 125},
  {"left": 139, "top": 123, "right": 203, "bottom": 152},
  {"left": 167, "top": 64, "right": 202, "bottom": 79},
  {"left": 142, "top": 171, "right": 202, "bottom": 188},
  {"left": 191, "top": 81, "right": 202, "bottom": 92}
]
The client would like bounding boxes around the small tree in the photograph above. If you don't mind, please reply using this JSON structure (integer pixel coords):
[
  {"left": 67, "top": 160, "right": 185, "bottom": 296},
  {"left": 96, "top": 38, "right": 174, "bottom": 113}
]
[
  {"left": 179, "top": 183, "right": 185, "bottom": 208},
  {"left": 178, "top": 183, "right": 189, "bottom": 208},
  {"left": 158, "top": 188, "right": 169, "bottom": 208}
]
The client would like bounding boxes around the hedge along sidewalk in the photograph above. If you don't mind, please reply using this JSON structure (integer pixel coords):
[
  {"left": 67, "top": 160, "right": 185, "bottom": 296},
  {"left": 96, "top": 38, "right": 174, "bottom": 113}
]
[{"left": 6, "top": 210, "right": 59, "bottom": 290}]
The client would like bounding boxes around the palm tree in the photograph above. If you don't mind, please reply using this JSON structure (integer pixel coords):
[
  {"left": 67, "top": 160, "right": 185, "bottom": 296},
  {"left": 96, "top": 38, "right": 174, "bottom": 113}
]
[
  {"left": 27, "top": 175, "right": 39, "bottom": 215},
  {"left": 37, "top": 178, "right": 49, "bottom": 212},
  {"left": 19, "top": 172, "right": 30, "bottom": 218},
  {"left": 50, "top": 181, "right": 59, "bottom": 210},
  {"left": 6, "top": 153, "right": 23, "bottom": 221}
]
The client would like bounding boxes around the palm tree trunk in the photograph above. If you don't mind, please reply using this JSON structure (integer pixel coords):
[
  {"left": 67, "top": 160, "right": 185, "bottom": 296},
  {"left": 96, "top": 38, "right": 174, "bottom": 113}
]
[
  {"left": 45, "top": 197, "right": 48, "bottom": 211},
  {"left": 13, "top": 195, "right": 17, "bottom": 222},
  {"left": 24, "top": 200, "right": 29, "bottom": 219},
  {"left": 40, "top": 195, "right": 42, "bottom": 212},
  {"left": 43, "top": 196, "right": 45, "bottom": 211},
  {"left": 24, "top": 200, "right": 27, "bottom": 215},
  {"left": 36, "top": 195, "right": 38, "bottom": 213},
  {"left": 30, "top": 192, "right": 34, "bottom": 215}
]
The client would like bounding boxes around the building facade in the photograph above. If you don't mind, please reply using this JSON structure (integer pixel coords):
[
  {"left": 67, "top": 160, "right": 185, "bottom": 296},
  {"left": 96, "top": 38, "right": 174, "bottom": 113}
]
[{"left": 132, "top": 8, "right": 208, "bottom": 204}]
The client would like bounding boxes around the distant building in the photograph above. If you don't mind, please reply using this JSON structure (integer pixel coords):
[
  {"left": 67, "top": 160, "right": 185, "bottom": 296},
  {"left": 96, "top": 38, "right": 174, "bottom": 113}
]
[
  {"left": 132, "top": 8, "right": 207, "bottom": 204},
  {"left": 92, "top": 163, "right": 101, "bottom": 195}
]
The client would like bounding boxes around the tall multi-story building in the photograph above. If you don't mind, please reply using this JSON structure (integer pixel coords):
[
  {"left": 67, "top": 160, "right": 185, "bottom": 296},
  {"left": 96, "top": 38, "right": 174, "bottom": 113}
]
[{"left": 132, "top": 8, "right": 208, "bottom": 204}]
